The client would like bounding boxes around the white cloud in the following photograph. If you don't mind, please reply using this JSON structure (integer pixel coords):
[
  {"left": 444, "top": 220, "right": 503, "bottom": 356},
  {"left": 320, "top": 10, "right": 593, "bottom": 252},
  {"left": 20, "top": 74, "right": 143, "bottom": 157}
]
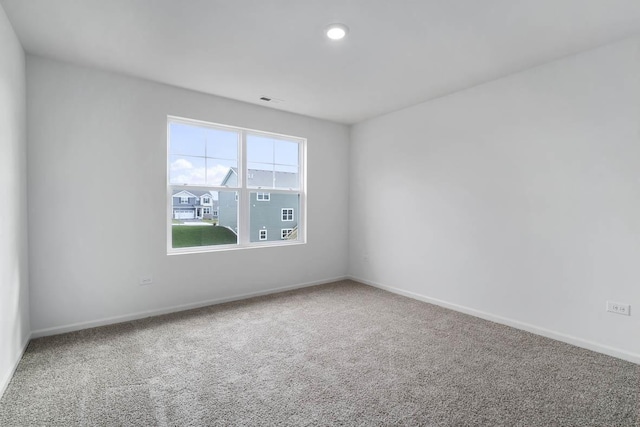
[
  {"left": 207, "top": 164, "right": 230, "bottom": 185},
  {"left": 170, "top": 158, "right": 232, "bottom": 185},
  {"left": 170, "top": 158, "right": 193, "bottom": 171}
]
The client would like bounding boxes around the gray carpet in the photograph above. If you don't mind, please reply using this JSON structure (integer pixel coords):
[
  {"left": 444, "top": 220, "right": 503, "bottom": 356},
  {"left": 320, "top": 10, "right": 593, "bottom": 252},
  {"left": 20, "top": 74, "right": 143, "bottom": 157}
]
[{"left": 0, "top": 280, "right": 637, "bottom": 426}]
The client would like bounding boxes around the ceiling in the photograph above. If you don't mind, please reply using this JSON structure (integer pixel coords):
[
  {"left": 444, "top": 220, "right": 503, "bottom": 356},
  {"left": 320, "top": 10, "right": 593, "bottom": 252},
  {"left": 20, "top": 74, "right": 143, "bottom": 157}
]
[{"left": 2, "top": 0, "right": 640, "bottom": 124}]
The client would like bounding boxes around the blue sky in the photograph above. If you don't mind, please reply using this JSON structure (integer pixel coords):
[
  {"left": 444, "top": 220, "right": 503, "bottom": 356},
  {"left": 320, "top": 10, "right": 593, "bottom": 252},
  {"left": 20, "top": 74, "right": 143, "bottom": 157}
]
[{"left": 169, "top": 122, "right": 299, "bottom": 186}]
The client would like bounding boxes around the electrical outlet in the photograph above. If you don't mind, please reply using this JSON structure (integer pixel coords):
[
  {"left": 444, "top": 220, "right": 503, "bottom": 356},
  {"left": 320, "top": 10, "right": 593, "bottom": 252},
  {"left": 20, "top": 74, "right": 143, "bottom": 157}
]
[
  {"left": 139, "top": 276, "right": 153, "bottom": 286},
  {"left": 606, "top": 301, "right": 630, "bottom": 316}
]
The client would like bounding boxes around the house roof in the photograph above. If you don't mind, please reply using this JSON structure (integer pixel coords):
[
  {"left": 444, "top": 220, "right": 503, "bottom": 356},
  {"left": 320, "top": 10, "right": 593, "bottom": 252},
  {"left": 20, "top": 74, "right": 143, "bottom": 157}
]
[
  {"left": 172, "top": 189, "right": 214, "bottom": 198},
  {"left": 221, "top": 168, "right": 298, "bottom": 189}
]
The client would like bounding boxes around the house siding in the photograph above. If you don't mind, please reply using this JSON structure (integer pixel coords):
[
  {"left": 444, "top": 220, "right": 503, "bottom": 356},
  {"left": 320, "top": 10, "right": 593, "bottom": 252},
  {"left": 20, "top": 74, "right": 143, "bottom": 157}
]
[
  {"left": 249, "top": 192, "right": 298, "bottom": 242},
  {"left": 217, "top": 192, "right": 298, "bottom": 241},
  {"left": 218, "top": 191, "right": 238, "bottom": 233}
]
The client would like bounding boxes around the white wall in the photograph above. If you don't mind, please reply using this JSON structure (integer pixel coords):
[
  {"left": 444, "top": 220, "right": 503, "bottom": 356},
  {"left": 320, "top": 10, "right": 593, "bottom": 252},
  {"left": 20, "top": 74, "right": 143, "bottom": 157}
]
[
  {"left": 27, "top": 56, "right": 350, "bottom": 334},
  {"left": 349, "top": 36, "right": 640, "bottom": 362},
  {"left": 0, "top": 4, "right": 29, "bottom": 396}
]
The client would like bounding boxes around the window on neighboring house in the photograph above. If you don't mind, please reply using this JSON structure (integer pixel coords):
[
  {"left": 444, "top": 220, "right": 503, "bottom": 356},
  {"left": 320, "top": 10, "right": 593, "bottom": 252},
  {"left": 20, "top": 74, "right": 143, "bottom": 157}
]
[
  {"left": 282, "top": 208, "right": 294, "bottom": 221},
  {"left": 281, "top": 228, "right": 293, "bottom": 239},
  {"left": 168, "top": 116, "right": 305, "bottom": 252}
]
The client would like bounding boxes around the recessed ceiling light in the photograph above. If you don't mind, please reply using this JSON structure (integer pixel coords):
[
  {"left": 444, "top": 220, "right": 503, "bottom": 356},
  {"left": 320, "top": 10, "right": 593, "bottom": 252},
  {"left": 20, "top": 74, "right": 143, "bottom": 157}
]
[{"left": 326, "top": 23, "right": 349, "bottom": 40}]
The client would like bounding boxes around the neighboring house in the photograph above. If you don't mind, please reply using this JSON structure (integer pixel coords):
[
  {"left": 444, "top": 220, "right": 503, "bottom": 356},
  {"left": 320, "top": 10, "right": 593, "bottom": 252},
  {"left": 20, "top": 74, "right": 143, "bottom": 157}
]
[
  {"left": 172, "top": 190, "right": 219, "bottom": 220},
  {"left": 218, "top": 168, "right": 298, "bottom": 241}
]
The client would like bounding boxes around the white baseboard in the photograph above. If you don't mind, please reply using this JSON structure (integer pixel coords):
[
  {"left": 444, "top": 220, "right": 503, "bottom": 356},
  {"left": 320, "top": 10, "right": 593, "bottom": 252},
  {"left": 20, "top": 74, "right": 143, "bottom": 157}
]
[
  {"left": 0, "top": 332, "right": 31, "bottom": 400},
  {"left": 31, "top": 276, "right": 348, "bottom": 339},
  {"left": 349, "top": 275, "right": 640, "bottom": 365}
]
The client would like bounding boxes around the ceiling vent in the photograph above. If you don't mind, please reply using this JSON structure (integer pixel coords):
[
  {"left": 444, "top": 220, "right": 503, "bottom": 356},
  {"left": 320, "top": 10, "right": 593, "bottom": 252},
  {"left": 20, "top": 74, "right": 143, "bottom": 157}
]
[{"left": 259, "top": 96, "right": 284, "bottom": 104}]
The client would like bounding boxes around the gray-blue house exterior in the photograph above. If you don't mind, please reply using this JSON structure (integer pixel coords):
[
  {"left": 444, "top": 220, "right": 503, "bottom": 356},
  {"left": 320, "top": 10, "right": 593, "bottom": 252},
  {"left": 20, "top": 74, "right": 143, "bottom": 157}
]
[
  {"left": 218, "top": 168, "right": 299, "bottom": 242},
  {"left": 172, "top": 189, "right": 219, "bottom": 220}
]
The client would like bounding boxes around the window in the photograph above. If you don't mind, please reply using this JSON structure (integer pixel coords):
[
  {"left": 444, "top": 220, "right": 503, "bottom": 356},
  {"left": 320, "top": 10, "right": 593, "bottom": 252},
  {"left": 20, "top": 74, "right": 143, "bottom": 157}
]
[
  {"left": 282, "top": 208, "right": 294, "bottom": 221},
  {"left": 281, "top": 228, "right": 294, "bottom": 239},
  {"left": 168, "top": 116, "right": 305, "bottom": 252}
]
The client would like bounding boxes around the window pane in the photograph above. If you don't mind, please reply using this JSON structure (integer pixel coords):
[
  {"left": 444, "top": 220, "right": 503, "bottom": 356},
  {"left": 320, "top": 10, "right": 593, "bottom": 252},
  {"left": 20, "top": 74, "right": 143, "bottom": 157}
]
[
  {"left": 247, "top": 162, "right": 273, "bottom": 188},
  {"left": 247, "top": 163, "right": 299, "bottom": 190},
  {"left": 171, "top": 189, "right": 237, "bottom": 248},
  {"left": 247, "top": 134, "right": 300, "bottom": 190},
  {"left": 274, "top": 140, "right": 298, "bottom": 166},
  {"left": 169, "top": 155, "right": 206, "bottom": 185},
  {"left": 247, "top": 134, "right": 274, "bottom": 163},
  {"left": 170, "top": 122, "right": 240, "bottom": 186},
  {"left": 250, "top": 193, "right": 299, "bottom": 242},
  {"left": 206, "top": 158, "right": 236, "bottom": 186},
  {"left": 205, "top": 128, "right": 238, "bottom": 160},
  {"left": 169, "top": 123, "right": 205, "bottom": 157},
  {"left": 281, "top": 229, "right": 293, "bottom": 239},
  {"left": 275, "top": 166, "right": 299, "bottom": 189},
  {"left": 216, "top": 190, "right": 239, "bottom": 239}
]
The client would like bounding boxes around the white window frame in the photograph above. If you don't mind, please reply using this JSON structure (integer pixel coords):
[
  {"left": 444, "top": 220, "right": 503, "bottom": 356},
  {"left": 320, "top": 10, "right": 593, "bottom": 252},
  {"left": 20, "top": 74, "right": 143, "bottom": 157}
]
[
  {"left": 281, "top": 228, "right": 293, "bottom": 239},
  {"left": 180, "top": 196, "right": 189, "bottom": 204},
  {"left": 259, "top": 229, "right": 267, "bottom": 240},
  {"left": 281, "top": 208, "right": 294, "bottom": 221},
  {"left": 167, "top": 116, "right": 306, "bottom": 254},
  {"left": 202, "top": 197, "right": 211, "bottom": 204},
  {"left": 256, "top": 192, "right": 270, "bottom": 201}
]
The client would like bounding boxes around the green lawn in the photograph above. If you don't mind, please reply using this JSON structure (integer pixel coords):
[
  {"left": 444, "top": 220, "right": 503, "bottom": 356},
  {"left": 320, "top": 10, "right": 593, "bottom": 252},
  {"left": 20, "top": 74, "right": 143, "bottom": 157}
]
[{"left": 172, "top": 225, "right": 237, "bottom": 248}]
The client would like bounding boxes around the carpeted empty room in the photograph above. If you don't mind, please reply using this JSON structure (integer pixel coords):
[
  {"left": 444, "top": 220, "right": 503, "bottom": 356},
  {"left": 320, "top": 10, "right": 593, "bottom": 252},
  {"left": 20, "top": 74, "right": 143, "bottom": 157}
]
[
  {"left": 2, "top": 1, "right": 640, "bottom": 426},
  {"left": 1, "top": 281, "right": 637, "bottom": 426}
]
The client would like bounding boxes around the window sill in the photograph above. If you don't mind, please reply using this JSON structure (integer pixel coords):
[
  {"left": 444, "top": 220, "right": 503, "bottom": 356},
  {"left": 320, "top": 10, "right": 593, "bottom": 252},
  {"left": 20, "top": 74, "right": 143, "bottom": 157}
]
[{"left": 167, "top": 240, "right": 306, "bottom": 256}]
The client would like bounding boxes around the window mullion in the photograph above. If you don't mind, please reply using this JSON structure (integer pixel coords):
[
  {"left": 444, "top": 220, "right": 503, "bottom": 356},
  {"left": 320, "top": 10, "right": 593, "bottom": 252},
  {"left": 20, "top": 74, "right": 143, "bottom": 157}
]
[{"left": 239, "top": 130, "right": 250, "bottom": 245}]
